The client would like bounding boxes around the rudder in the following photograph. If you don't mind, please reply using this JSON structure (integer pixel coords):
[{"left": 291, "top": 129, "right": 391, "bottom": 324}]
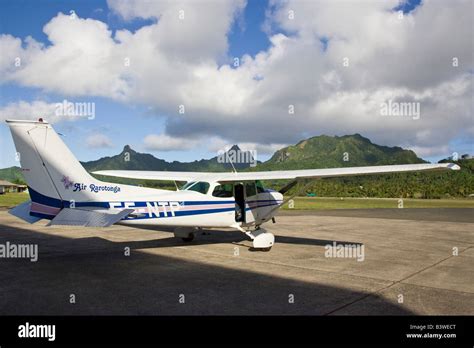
[{"left": 6, "top": 119, "right": 97, "bottom": 215}]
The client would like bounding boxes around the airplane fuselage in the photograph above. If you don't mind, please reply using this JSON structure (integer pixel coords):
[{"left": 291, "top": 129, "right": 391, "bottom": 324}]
[
  {"left": 28, "top": 180, "right": 283, "bottom": 230},
  {"left": 112, "top": 189, "right": 283, "bottom": 228}
]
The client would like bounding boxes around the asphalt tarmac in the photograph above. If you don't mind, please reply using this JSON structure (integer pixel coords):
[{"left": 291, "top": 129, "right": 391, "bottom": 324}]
[{"left": 0, "top": 208, "right": 472, "bottom": 315}]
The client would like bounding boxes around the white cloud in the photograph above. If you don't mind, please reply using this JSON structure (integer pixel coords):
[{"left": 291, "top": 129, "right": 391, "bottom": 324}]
[
  {"left": 86, "top": 133, "right": 114, "bottom": 148},
  {"left": 0, "top": 100, "right": 60, "bottom": 122},
  {"left": 1, "top": 15, "right": 129, "bottom": 98},
  {"left": 0, "top": 100, "right": 99, "bottom": 124},
  {"left": 143, "top": 133, "right": 283, "bottom": 157},
  {"left": 108, "top": 0, "right": 246, "bottom": 60},
  {"left": 143, "top": 133, "right": 198, "bottom": 151},
  {"left": 235, "top": 142, "right": 288, "bottom": 156},
  {"left": 409, "top": 145, "right": 451, "bottom": 158},
  {"left": 0, "top": 0, "right": 472, "bottom": 159}
]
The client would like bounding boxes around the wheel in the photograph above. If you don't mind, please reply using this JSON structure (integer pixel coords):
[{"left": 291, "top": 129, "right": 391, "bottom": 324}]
[
  {"left": 249, "top": 246, "right": 272, "bottom": 252},
  {"left": 181, "top": 234, "right": 194, "bottom": 242}
]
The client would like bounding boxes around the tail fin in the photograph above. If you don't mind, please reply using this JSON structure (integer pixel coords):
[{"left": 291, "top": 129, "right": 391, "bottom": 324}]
[{"left": 6, "top": 119, "right": 97, "bottom": 216}]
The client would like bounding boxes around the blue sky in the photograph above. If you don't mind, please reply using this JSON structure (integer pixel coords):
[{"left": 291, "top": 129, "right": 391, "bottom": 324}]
[
  {"left": 0, "top": 0, "right": 472, "bottom": 169},
  {"left": 0, "top": 0, "right": 274, "bottom": 168}
]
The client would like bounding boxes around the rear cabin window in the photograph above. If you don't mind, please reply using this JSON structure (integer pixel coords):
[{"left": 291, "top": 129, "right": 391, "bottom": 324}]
[{"left": 212, "top": 184, "right": 234, "bottom": 198}]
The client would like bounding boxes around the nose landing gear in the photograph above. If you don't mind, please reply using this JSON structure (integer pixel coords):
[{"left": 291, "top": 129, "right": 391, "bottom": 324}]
[{"left": 246, "top": 228, "right": 274, "bottom": 251}]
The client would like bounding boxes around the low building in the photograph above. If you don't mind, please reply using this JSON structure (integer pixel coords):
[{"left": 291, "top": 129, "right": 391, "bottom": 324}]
[{"left": 0, "top": 180, "right": 27, "bottom": 194}]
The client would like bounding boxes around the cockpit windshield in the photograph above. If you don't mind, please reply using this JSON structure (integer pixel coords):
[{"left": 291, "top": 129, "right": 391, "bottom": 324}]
[{"left": 182, "top": 181, "right": 210, "bottom": 194}]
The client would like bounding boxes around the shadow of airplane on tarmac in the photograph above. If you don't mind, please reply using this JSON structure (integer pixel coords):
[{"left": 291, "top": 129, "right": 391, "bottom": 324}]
[{"left": 0, "top": 222, "right": 406, "bottom": 316}]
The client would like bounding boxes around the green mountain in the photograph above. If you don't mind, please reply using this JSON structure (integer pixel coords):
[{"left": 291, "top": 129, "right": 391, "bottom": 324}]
[
  {"left": 81, "top": 144, "right": 258, "bottom": 172},
  {"left": 300, "top": 157, "right": 474, "bottom": 199},
  {"left": 1, "top": 134, "right": 471, "bottom": 198},
  {"left": 0, "top": 145, "right": 258, "bottom": 188},
  {"left": 82, "top": 134, "right": 425, "bottom": 174},
  {"left": 0, "top": 135, "right": 426, "bottom": 179},
  {"left": 0, "top": 166, "right": 25, "bottom": 184},
  {"left": 256, "top": 134, "right": 425, "bottom": 171}
]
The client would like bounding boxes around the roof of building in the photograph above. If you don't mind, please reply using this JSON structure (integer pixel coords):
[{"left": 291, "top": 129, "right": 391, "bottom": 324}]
[{"left": 0, "top": 180, "right": 18, "bottom": 186}]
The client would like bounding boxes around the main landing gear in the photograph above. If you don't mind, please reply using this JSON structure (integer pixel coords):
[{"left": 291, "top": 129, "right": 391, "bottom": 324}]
[
  {"left": 174, "top": 225, "right": 275, "bottom": 251},
  {"left": 174, "top": 227, "right": 198, "bottom": 242}
]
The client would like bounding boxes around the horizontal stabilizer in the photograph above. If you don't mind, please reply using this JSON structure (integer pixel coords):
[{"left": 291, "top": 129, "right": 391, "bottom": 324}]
[
  {"left": 9, "top": 201, "right": 42, "bottom": 224},
  {"left": 47, "top": 208, "right": 134, "bottom": 227}
]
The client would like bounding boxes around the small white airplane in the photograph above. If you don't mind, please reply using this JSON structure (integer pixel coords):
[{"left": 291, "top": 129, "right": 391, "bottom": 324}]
[{"left": 6, "top": 119, "right": 460, "bottom": 250}]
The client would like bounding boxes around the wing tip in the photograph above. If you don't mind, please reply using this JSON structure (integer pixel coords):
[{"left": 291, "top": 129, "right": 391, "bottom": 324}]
[{"left": 447, "top": 163, "right": 461, "bottom": 170}]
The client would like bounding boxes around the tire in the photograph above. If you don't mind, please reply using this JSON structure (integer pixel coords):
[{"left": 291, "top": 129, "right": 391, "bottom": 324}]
[{"left": 181, "top": 234, "right": 194, "bottom": 242}]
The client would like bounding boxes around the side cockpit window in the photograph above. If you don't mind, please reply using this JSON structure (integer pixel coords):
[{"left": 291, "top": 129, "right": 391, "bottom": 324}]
[
  {"left": 212, "top": 184, "right": 234, "bottom": 198},
  {"left": 245, "top": 182, "right": 256, "bottom": 197},
  {"left": 256, "top": 180, "right": 265, "bottom": 193}
]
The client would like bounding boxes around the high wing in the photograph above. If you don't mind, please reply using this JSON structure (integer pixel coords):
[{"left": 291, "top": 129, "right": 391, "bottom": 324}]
[
  {"left": 93, "top": 170, "right": 218, "bottom": 182},
  {"left": 93, "top": 163, "right": 460, "bottom": 183}
]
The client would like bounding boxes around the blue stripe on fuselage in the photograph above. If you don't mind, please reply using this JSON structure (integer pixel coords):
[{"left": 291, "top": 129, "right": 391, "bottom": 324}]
[
  {"left": 28, "top": 187, "right": 110, "bottom": 208},
  {"left": 26, "top": 187, "right": 281, "bottom": 220},
  {"left": 124, "top": 207, "right": 235, "bottom": 220},
  {"left": 28, "top": 187, "right": 63, "bottom": 208}
]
